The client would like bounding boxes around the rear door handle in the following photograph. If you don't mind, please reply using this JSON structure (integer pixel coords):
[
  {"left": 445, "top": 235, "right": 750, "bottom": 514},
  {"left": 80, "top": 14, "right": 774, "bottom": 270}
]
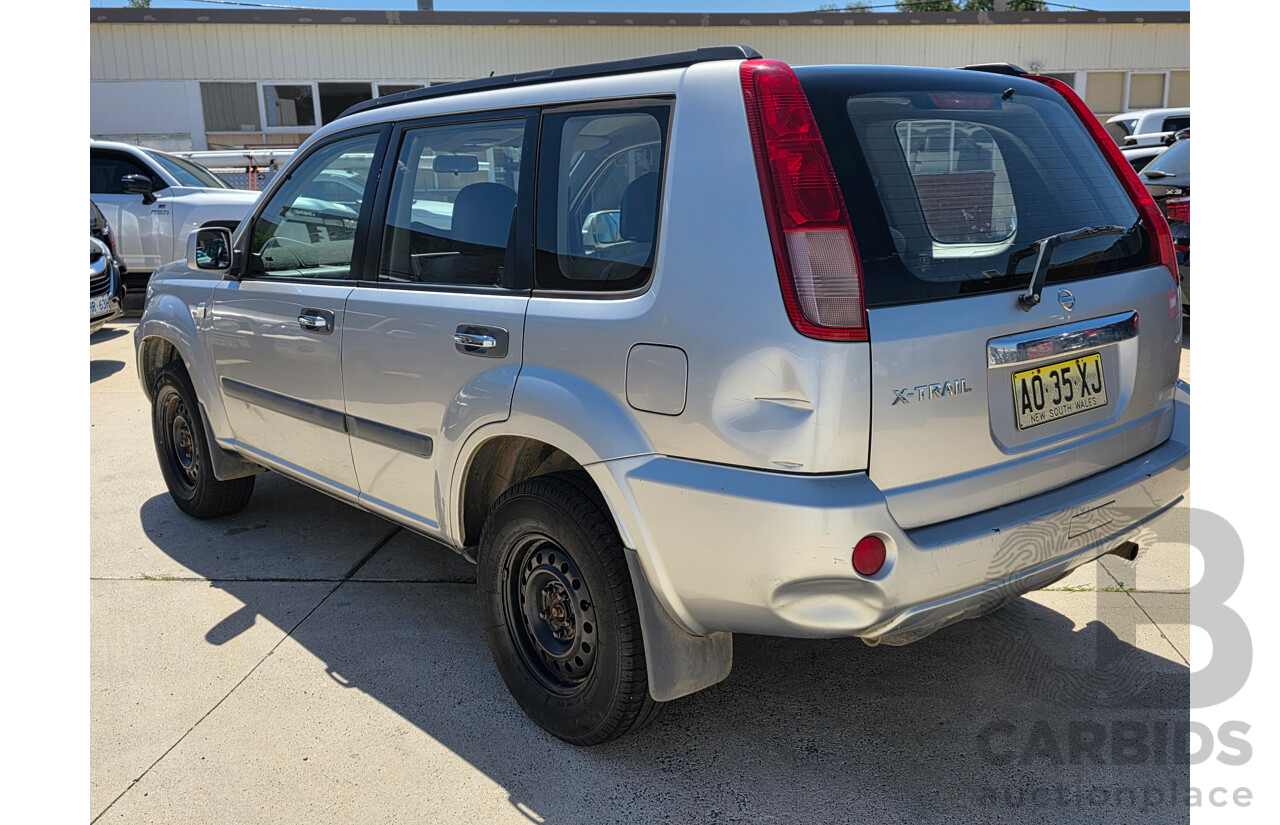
[
  {"left": 454, "top": 324, "right": 509, "bottom": 358},
  {"left": 298, "top": 307, "right": 335, "bottom": 335}
]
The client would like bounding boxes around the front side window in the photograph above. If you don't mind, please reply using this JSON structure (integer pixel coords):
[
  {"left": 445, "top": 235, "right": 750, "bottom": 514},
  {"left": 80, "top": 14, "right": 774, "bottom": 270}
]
[
  {"left": 90, "top": 152, "right": 162, "bottom": 194},
  {"left": 246, "top": 132, "right": 380, "bottom": 280},
  {"left": 535, "top": 107, "right": 669, "bottom": 292},
  {"left": 378, "top": 118, "right": 526, "bottom": 287}
]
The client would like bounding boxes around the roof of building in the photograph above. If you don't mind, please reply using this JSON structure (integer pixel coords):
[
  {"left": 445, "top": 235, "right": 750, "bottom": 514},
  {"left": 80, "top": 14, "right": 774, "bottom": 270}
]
[{"left": 90, "top": 8, "right": 1190, "bottom": 29}]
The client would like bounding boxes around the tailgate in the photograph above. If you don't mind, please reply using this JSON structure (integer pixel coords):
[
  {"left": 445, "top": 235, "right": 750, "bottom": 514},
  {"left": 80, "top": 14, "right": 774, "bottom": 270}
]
[{"left": 867, "top": 265, "right": 1180, "bottom": 529}]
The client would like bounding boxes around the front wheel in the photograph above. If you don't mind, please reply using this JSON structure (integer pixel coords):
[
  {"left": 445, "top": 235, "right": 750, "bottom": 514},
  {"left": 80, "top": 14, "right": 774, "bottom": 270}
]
[
  {"left": 478, "top": 472, "right": 661, "bottom": 745},
  {"left": 151, "top": 363, "right": 255, "bottom": 519}
]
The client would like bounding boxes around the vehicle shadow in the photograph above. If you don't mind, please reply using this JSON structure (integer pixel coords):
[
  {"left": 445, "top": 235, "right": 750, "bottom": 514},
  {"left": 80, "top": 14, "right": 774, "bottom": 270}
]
[
  {"left": 91, "top": 327, "right": 129, "bottom": 344},
  {"left": 139, "top": 490, "right": 1190, "bottom": 825},
  {"left": 90, "top": 360, "right": 125, "bottom": 382}
]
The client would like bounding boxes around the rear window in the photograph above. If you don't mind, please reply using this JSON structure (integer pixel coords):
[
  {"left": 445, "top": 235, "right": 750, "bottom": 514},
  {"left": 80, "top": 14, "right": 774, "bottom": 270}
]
[
  {"left": 797, "top": 67, "right": 1152, "bottom": 308},
  {"left": 1142, "top": 139, "right": 1190, "bottom": 178}
]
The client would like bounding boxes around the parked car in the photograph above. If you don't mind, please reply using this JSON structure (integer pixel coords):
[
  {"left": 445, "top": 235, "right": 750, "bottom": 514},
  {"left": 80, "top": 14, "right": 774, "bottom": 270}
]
[
  {"left": 90, "top": 233, "right": 123, "bottom": 334},
  {"left": 1120, "top": 143, "right": 1167, "bottom": 174},
  {"left": 135, "top": 48, "right": 1189, "bottom": 744},
  {"left": 1104, "top": 107, "right": 1190, "bottom": 147},
  {"left": 90, "top": 140, "right": 261, "bottom": 303},
  {"left": 1141, "top": 136, "right": 1190, "bottom": 307}
]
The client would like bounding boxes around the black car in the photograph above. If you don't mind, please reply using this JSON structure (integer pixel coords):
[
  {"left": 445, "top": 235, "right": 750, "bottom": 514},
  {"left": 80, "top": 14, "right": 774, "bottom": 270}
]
[
  {"left": 1140, "top": 137, "right": 1190, "bottom": 307},
  {"left": 90, "top": 200, "right": 126, "bottom": 332}
]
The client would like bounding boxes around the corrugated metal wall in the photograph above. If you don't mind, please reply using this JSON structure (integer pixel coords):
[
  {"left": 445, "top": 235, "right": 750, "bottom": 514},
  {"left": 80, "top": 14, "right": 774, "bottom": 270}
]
[{"left": 90, "top": 22, "right": 1189, "bottom": 83}]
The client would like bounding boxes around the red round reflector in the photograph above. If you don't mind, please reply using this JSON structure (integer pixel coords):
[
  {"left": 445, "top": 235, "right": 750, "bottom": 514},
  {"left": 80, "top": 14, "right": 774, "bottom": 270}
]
[{"left": 852, "top": 535, "right": 887, "bottom": 577}]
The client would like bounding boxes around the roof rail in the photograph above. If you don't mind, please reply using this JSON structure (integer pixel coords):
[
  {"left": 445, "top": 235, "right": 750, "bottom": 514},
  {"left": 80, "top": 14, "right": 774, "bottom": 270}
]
[
  {"left": 338, "top": 45, "right": 763, "bottom": 120},
  {"left": 956, "top": 62, "right": 1028, "bottom": 77}
]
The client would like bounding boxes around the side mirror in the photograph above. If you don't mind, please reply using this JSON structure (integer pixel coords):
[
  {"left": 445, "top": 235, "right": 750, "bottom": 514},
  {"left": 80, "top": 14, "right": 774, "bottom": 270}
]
[
  {"left": 187, "top": 227, "right": 234, "bottom": 273},
  {"left": 120, "top": 174, "right": 159, "bottom": 204}
]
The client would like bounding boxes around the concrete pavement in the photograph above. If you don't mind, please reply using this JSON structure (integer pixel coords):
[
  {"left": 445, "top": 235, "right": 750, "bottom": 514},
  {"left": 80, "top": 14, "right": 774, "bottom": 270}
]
[{"left": 91, "top": 317, "right": 1192, "bottom": 824}]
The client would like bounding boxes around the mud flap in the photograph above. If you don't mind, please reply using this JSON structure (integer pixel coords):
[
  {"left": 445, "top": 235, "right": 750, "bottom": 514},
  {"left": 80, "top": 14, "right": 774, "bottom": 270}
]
[
  {"left": 623, "top": 547, "right": 732, "bottom": 702},
  {"left": 198, "top": 402, "right": 266, "bottom": 481}
]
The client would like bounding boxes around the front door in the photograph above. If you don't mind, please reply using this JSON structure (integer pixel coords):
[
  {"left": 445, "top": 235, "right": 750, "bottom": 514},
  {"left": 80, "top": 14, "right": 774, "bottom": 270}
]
[
  {"left": 341, "top": 114, "right": 535, "bottom": 533},
  {"left": 208, "top": 129, "right": 387, "bottom": 496},
  {"left": 89, "top": 148, "right": 173, "bottom": 273}
]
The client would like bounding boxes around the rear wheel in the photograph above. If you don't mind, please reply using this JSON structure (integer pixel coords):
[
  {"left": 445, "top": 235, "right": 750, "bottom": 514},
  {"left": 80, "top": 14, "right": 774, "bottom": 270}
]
[
  {"left": 151, "top": 363, "right": 255, "bottom": 519},
  {"left": 478, "top": 472, "right": 661, "bottom": 744}
]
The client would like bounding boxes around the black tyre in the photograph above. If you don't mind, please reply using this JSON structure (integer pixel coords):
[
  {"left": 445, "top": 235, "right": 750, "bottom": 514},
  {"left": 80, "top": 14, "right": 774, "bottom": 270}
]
[
  {"left": 478, "top": 472, "right": 661, "bottom": 745},
  {"left": 151, "top": 363, "right": 255, "bottom": 519}
]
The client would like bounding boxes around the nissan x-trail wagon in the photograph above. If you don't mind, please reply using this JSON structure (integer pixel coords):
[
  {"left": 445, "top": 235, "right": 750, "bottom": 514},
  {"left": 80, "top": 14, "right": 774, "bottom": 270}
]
[{"left": 135, "top": 47, "right": 1189, "bottom": 744}]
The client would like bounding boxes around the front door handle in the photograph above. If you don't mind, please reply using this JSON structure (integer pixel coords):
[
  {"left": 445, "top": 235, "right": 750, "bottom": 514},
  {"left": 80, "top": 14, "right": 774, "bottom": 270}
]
[
  {"left": 298, "top": 307, "right": 335, "bottom": 335},
  {"left": 453, "top": 332, "right": 497, "bottom": 349}
]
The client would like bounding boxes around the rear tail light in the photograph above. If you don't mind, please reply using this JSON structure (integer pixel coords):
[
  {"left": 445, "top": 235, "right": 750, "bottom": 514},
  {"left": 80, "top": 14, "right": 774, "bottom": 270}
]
[
  {"left": 740, "top": 59, "right": 868, "bottom": 341},
  {"left": 1021, "top": 73, "right": 1179, "bottom": 285},
  {"left": 1166, "top": 196, "right": 1190, "bottom": 224}
]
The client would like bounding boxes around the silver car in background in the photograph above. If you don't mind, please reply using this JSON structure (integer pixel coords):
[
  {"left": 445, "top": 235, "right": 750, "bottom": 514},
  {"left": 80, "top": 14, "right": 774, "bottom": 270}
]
[{"left": 134, "top": 47, "right": 1189, "bottom": 744}]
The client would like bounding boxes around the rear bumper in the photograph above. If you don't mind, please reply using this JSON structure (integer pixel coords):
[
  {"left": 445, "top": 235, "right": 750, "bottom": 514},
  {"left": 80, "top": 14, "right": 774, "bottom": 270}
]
[{"left": 598, "top": 386, "right": 1189, "bottom": 642}]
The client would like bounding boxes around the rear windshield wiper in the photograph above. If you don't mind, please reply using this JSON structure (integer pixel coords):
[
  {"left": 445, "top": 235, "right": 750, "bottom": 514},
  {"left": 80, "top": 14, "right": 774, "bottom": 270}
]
[
  {"left": 1143, "top": 169, "right": 1176, "bottom": 179},
  {"left": 1006, "top": 225, "right": 1127, "bottom": 311}
]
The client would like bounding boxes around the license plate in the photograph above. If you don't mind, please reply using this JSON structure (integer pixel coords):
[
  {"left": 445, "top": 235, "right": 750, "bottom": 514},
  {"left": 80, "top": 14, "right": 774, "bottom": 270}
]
[
  {"left": 90, "top": 294, "right": 113, "bottom": 319},
  {"left": 1011, "top": 352, "right": 1107, "bottom": 430}
]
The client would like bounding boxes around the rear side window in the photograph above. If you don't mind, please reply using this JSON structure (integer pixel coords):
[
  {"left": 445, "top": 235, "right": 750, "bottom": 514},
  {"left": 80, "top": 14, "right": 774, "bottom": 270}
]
[
  {"left": 378, "top": 118, "right": 526, "bottom": 287},
  {"left": 798, "top": 68, "right": 1150, "bottom": 308},
  {"left": 1161, "top": 115, "right": 1190, "bottom": 133},
  {"left": 535, "top": 106, "right": 670, "bottom": 292}
]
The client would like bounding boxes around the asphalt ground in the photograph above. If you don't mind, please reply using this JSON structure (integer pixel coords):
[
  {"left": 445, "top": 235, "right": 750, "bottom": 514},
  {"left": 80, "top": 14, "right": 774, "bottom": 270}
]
[{"left": 90, "top": 316, "right": 1192, "bottom": 824}]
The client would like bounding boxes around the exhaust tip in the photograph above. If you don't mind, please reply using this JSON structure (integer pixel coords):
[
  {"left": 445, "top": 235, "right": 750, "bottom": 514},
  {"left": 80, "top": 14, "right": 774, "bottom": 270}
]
[{"left": 1108, "top": 541, "right": 1140, "bottom": 562}]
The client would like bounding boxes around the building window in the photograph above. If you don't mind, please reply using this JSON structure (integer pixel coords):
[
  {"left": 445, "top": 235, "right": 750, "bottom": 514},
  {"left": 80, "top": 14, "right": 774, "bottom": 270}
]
[
  {"left": 1039, "top": 72, "right": 1077, "bottom": 89},
  {"left": 263, "top": 84, "right": 316, "bottom": 128},
  {"left": 1168, "top": 71, "right": 1190, "bottom": 107},
  {"left": 318, "top": 82, "right": 374, "bottom": 125},
  {"left": 201, "top": 82, "right": 260, "bottom": 132},
  {"left": 375, "top": 83, "right": 423, "bottom": 97},
  {"left": 1128, "top": 73, "right": 1166, "bottom": 110},
  {"left": 1084, "top": 72, "right": 1126, "bottom": 117}
]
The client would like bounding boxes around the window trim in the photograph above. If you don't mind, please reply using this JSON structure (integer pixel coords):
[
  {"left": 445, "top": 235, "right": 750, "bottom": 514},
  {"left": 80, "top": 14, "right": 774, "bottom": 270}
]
[
  {"left": 230, "top": 124, "right": 392, "bottom": 284},
  {"left": 357, "top": 108, "right": 540, "bottom": 293},
  {"left": 532, "top": 97, "right": 675, "bottom": 299}
]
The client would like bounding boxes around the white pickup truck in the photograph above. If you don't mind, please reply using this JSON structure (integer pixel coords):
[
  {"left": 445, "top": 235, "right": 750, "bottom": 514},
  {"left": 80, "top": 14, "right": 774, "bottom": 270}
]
[
  {"left": 89, "top": 140, "right": 261, "bottom": 299},
  {"left": 1103, "top": 107, "right": 1190, "bottom": 147}
]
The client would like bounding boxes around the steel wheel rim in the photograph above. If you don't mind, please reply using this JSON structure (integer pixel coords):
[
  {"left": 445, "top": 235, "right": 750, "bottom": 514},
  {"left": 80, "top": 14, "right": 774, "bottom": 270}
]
[
  {"left": 161, "top": 391, "right": 199, "bottom": 492},
  {"left": 503, "top": 534, "right": 598, "bottom": 695}
]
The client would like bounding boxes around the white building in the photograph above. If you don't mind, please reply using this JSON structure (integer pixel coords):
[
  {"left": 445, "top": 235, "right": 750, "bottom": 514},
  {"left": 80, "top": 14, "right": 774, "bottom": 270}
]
[{"left": 89, "top": 6, "right": 1190, "bottom": 151}]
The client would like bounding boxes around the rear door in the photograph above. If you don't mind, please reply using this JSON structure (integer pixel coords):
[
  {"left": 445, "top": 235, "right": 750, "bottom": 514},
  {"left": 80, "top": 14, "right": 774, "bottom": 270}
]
[
  {"left": 208, "top": 128, "right": 388, "bottom": 495},
  {"left": 340, "top": 113, "right": 536, "bottom": 533},
  {"left": 799, "top": 68, "right": 1182, "bottom": 529}
]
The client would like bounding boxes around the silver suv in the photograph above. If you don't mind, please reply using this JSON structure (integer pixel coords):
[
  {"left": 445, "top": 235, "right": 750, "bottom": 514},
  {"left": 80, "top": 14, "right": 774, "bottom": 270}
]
[{"left": 135, "top": 47, "right": 1189, "bottom": 744}]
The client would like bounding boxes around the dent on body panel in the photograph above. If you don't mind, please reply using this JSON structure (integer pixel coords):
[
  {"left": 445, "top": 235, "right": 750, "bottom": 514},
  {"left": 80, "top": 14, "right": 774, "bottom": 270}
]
[
  {"left": 439, "top": 364, "right": 524, "bottom": 444},
  {"left": 708, "top": 344, "right": 870, "bottom": 471}
]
